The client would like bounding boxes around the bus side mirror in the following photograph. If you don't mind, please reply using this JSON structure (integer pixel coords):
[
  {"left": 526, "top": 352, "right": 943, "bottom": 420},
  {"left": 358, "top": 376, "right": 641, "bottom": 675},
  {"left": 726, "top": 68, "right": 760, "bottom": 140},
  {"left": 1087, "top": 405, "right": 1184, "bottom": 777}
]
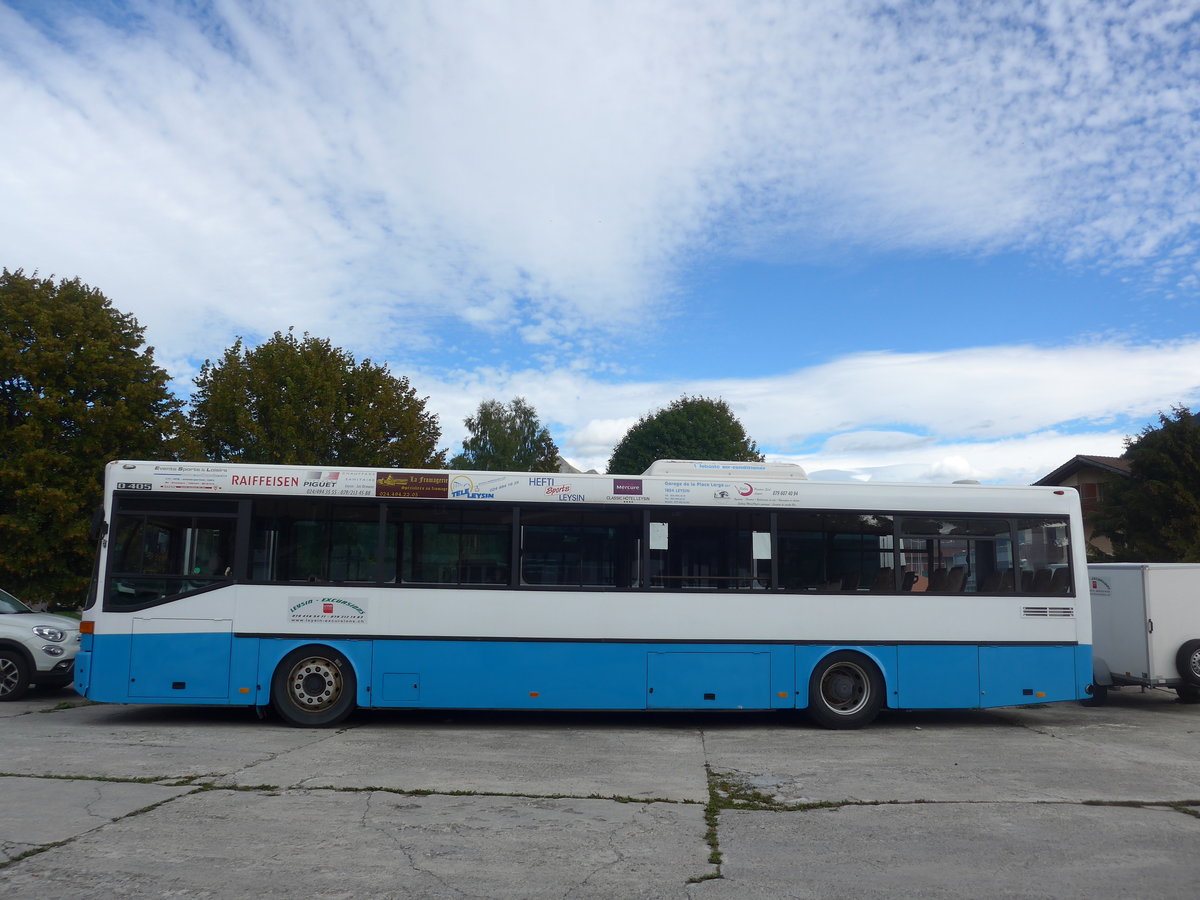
[{"left": 90, "top": 506, "right": 108, "bottom": 543}]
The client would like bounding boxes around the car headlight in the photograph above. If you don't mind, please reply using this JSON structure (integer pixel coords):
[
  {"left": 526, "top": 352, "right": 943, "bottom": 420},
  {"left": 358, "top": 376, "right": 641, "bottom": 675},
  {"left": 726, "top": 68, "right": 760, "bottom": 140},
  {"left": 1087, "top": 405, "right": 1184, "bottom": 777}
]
[{"left": 33, "top": 625, "right": 66, "bottom": 642}]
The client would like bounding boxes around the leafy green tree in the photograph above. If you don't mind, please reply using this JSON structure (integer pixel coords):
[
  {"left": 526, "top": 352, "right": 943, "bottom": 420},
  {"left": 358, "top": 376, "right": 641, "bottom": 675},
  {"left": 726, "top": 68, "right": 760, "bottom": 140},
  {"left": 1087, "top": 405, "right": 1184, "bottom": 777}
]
[
  {"left": 0, "top": 269, "right": 190, "bottom": 606},
  {"left": 607, "top": 395, "right": 764, "bottom": 475},
  {"left": 1093, "top": 405, "right": 1200, "bottom": 561},
  {"left": 190, "top": 329, "right": 445, "bottom": 467},
  {"left": 449, "top": 397, "right": 560, "bottom": 471}
]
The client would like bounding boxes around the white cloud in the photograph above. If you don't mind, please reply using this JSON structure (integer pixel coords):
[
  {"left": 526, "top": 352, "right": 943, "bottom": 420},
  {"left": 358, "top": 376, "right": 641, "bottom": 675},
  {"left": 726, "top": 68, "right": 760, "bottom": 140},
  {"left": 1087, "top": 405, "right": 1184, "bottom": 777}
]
[
  {"left": 3, "top": 2, "right": 1199, "bottom": 489},
  {"left": 795, "top": 431, "right": 1130, "bottom": 487},
  {"left": 424, "top": 339, "right": 1200, "bottom": 481},
  {"left": 2, "top": 1, "right": 1200, "bottom": 370}
]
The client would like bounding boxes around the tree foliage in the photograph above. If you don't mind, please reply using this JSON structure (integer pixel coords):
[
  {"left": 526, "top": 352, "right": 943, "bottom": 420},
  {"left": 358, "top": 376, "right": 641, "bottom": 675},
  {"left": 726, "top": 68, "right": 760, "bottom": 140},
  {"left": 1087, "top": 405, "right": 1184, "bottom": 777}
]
[
  {"left": 607, "top": 395, "right": 764, "bottom": 475},
  {"left": 0, "top": 269, "right": 189, "bottom": 605},
  {"left": 450, "top": 397, "right": 559, "bottom": 472},
  {"left": 190, "top": 329, "right": 445, "bottom": 467},
  {"left": 1093, "top": 405, "right": 1200, "bottom": 561}
]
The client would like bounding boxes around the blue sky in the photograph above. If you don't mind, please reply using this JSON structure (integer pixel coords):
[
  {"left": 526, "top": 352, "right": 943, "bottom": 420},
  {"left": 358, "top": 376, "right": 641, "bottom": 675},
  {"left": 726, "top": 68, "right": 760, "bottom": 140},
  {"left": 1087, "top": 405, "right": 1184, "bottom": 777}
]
[{"left": 3, "top": 0, "right": 1200, "bottom": 480}]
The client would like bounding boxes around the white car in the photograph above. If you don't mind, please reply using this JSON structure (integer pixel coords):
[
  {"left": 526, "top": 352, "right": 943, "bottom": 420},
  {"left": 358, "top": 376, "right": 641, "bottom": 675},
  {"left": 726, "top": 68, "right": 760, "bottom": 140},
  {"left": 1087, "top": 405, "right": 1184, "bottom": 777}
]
[{"left": 0, "top": 588, "right": 81, "bottom": 700}]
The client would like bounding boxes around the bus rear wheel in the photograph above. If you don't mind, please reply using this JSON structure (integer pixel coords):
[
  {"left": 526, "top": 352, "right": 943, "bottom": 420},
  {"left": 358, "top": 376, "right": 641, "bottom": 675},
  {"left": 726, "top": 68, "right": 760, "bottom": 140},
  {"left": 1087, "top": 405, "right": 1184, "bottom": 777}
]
[
  {"left": 807, "top": 651, "right": 885, "bottom": 730},
  {"left": 271, "top": 646, "right": 357, "bottom": 728}
]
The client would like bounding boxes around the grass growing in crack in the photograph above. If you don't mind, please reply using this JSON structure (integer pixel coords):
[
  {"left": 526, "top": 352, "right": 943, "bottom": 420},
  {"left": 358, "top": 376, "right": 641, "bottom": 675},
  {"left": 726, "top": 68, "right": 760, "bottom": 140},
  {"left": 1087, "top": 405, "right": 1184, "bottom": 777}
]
[
  {"left": 710, "top": 769, "right": 846, "bottom": 813},
  {"left": 320, "top": 784, "right": 688, "bottom": 805},
  {"left": 1079, "top": 798, "right": 1200, "bottom": 821},
  {"left": 0, "top": 839, "right": 70, "bottom": 870},
  {"left": 0, "top": 785, "right": 202, "bottom": 871},
  {"left": 689, "top": 764, "right": 862, "bottom": 883},
  {"left": 123, "top": 792, "right": 201, "bottom": 818},
  {"left": 193, "top": 783, "right": 282, "bottom": 793},
  {"left": 684, "top": 764, "right": 725, "bottom": 883},
  {"left": 710, "top": 772, "right": 784, "bottom": 811},
  {"left": 0, "top": 771, "right": 173, "bottom": 785},
  {"left": 41, "top": 699, "right": 93, "bottom": 712}
]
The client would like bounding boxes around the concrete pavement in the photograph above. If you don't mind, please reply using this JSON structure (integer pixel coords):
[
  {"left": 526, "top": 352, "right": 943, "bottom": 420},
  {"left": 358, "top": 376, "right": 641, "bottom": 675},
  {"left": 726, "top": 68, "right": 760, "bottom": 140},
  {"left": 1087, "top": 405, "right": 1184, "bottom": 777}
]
[{"left": 2, "top": 687, "right": 1198, "bottom": 897}]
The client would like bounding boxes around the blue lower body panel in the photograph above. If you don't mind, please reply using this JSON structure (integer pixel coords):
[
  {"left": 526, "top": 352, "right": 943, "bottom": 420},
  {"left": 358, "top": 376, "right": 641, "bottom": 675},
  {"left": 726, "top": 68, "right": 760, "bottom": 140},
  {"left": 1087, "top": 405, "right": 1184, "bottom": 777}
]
[{"left": 78, "top": 634, "right": 1090, "bottom": 711}]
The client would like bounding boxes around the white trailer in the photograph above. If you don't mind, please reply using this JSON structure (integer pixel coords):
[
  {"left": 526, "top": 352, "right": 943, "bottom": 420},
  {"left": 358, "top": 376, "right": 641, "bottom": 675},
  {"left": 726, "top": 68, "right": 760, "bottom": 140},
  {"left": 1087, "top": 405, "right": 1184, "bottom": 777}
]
[{"left": 1087, "top": 563, "right": 1200, "bottom": 704}]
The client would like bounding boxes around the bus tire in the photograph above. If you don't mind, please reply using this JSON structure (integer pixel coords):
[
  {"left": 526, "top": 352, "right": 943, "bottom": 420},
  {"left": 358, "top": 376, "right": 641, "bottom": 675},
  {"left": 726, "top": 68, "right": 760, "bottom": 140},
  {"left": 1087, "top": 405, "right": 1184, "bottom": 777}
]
[
  {"left": 807, "top": 651, "right": 885, "bottom": 730},
  {"left": 271, "top": 646, "right": 357, "bottom": 728},
  {"left": 1175, "top": 640, "right": 1200, "bottom": 687}
]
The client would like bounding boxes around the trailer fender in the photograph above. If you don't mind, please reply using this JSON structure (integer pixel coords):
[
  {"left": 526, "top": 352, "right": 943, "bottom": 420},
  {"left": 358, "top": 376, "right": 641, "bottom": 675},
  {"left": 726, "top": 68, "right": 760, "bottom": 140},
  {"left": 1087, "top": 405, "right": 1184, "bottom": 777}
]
[{"left": 1091, "top": 656, "right": 1114, "bottom": 688}]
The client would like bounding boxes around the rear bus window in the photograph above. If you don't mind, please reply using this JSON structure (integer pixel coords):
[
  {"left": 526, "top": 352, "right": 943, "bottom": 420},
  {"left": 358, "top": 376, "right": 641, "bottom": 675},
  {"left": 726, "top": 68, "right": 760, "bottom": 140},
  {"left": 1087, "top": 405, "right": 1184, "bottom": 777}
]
[{"left": 1017, "top": 518, "right": 1072, "bottom": 594}]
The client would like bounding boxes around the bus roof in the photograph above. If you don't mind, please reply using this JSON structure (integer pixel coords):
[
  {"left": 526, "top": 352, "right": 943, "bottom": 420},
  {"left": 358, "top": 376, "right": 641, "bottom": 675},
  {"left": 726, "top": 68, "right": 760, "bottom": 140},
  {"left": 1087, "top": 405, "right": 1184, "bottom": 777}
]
[{"left": 106, "top": 459, "right": 1078, "bottom": 517}]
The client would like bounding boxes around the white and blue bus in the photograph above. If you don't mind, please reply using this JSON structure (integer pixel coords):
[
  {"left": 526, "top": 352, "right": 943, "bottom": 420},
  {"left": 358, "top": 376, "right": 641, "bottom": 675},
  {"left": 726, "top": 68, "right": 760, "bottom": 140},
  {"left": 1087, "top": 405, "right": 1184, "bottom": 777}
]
[{"left": 76, "top": 459, "right": 1092, "bottom": 728}]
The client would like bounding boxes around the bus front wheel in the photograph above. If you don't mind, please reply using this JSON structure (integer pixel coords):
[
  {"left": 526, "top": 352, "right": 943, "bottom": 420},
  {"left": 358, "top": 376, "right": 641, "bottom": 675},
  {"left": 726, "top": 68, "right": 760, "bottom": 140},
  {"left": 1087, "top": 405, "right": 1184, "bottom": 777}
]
[
  {"left": 807, "top": 651, "right": 885, "bottom": 730},
  {"left": 271, "top": 646, "right": 357, "bottom": 728}
]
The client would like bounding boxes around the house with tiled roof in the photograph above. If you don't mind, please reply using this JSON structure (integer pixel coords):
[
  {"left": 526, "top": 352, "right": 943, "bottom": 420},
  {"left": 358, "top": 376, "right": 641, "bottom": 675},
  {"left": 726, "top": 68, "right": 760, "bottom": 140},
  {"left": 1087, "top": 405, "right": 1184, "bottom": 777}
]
[{"left": 1032, "top": 455, "right": 1132, "bottom": 555}]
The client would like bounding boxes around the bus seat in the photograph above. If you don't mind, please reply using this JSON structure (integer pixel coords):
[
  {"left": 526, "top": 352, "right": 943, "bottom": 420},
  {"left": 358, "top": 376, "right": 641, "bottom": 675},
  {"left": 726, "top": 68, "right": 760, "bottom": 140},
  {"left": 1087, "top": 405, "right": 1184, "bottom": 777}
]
[
  {"left": 868, "top": 567, "right": 894, "bottom": 592},
  {"left": 980, "top": 570, "right": 1001, "bottom": 592},
  {"left": 947, "top": 565, "right": 967, "bottom": 592},
  {"left": 928, "top": 568, "right": 948, "bottom": 592},
  {"left": 1031, "top": 568, "right": 1053, "bottom": 593},
  {"left": 1049, "top": 567, "right": 1071, "bottom": 594}
]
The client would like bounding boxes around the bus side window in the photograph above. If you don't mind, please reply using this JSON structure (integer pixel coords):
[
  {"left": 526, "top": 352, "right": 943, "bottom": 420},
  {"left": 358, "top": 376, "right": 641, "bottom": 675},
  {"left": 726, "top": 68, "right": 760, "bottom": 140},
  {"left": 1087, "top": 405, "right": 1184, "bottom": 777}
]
[
  {"left": 897, "top": 517, "right": 1017, "bottom": 594},
  {"left": 1016, "top": 517, "right": 1072, "bottom": 595},
  {"left": 646, "top": 509, "right": 769, "bottom": 590},
  {"left": 393, "top": 504, "right": 512, "bottom": 586},
  {"left": 519, "top": 508, "right": 640, "bottom": 588},
  {"left": 777, "top": 513, "right": 894, "bottom": 593},
  {"left": 250, "top": 499, "right": 383, "bottom": 584}
]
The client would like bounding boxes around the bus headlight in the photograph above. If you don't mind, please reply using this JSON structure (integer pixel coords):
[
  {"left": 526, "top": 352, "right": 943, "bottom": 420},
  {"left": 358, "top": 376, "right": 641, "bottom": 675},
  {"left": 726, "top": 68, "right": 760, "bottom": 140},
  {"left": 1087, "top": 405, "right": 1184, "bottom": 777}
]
[{"left": 33, "top": 625, "right": 66, "bottom": 642}]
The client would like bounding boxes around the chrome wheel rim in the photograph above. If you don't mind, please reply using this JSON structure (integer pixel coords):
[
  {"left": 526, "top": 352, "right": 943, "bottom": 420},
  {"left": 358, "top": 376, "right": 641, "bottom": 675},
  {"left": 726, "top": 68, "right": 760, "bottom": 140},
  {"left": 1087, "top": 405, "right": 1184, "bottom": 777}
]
[
  {"left": 286, "top": 656, "right": 343, "bottom": 712},
  {"left": 819, "top": 661, "right": 870, "bottom": 716}
]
